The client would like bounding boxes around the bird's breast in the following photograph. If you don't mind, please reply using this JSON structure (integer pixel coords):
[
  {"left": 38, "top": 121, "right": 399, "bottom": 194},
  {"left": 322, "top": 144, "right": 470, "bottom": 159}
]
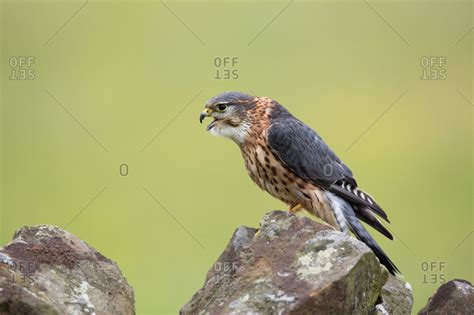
[{"left": 241, "top": 140, "right": 296, "bottom": 204}]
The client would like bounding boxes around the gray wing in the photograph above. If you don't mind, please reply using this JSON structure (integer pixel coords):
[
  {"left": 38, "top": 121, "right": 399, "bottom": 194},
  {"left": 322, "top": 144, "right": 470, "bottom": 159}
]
[
  {"left": 267, "top": 117, "right": 389, "bottom": 222},
  {"left": 267, "top": 118, "right": 355, "bottom": 188}
]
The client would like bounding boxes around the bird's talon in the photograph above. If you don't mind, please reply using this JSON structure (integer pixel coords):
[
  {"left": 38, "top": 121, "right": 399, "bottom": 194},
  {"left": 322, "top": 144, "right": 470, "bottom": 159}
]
[{"left": 289, "top": 203, "right": 303, "bottom": 214}]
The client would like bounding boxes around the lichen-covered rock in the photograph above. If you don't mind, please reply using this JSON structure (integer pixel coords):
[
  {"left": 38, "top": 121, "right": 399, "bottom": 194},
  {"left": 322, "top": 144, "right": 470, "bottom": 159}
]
[
  {"left": 0, "top": 225, "right": 135, "bottom": 315},
  {"left": 418, "top": 279, "right": 473, "bottom": 315},
  {"left": 373, "top": 272, "right": 413, "bottom": 315},
  {"left": 181, "top": 210, "right": 386, "bottom": 314}
]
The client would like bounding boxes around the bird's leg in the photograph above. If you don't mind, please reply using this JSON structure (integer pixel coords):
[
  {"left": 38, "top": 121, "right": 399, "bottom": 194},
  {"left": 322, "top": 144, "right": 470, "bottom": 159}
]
[{"left": 289, "top": 203, "right": 303, "bottom": 214}]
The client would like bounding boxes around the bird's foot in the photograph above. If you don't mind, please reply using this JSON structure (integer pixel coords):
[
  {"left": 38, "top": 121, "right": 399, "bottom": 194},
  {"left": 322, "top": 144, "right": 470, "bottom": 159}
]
[{"left": 288, "top": 203, "right": 303, "bottom": 214}]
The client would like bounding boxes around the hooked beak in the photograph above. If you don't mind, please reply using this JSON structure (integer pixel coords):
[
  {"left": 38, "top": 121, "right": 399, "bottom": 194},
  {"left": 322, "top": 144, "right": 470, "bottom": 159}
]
[{"left": 199, "top": 108, "right": 212, "bottom": 123}]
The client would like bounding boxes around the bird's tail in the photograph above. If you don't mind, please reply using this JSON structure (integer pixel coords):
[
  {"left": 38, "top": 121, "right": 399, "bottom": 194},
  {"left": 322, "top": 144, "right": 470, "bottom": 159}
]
[
  {"left": 326, "top": 192, "right": 399, "bottom": 275},
  {"left": 345, "top": 210, "right": 399, "bottom": 275}
]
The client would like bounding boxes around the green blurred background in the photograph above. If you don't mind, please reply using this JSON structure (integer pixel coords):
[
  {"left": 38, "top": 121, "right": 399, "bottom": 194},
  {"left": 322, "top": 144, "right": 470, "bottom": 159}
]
[{"left": 1, "top": 0, "right": 472, "bottom": 313}]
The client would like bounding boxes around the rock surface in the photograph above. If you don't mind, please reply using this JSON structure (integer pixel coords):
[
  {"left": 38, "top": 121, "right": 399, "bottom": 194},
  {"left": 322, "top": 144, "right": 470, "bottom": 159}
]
[
  {"left": 181, "top": 210, "right": 412, "bottom": 314},
  {"left": 374, "top": 272, "right": 413, "bottom": 315},
  {"left": 418, "top": 279, "right": 473, "bottom": 315},
  {"left": 0, "top": 225, "right": 135, "bottom": 315}
]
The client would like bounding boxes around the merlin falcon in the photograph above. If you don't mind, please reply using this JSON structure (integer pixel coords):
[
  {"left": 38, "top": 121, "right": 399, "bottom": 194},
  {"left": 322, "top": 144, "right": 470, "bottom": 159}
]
[{"left": 199, "top": 91, "right": 399, "bottom": 274}]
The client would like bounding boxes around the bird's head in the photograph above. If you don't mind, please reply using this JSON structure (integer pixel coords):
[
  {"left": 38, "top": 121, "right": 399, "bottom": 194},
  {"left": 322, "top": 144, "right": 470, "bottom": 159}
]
[{"left": 200, "top": 91, "right": 257, "bottom": 144}]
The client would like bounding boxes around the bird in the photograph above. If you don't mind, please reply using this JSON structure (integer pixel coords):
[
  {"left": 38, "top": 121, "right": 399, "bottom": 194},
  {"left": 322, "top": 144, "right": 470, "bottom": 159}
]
[{"left": 199, "top": 91, "right": 399, "bottom": 275}]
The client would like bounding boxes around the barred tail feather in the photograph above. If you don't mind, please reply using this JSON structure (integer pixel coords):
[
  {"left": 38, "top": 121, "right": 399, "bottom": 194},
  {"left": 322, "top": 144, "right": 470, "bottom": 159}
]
[{"left": 331, "top": 181, "right": 389, "bottom": 223}]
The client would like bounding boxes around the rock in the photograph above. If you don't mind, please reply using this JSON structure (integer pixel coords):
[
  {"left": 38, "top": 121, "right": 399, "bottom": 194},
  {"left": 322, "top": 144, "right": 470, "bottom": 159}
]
[
  {"left": 0, "top": 225, "right": 135, "bottom": 315},
  {"left": 181, "top": 210, "right": 393, "bottom": 314},
  {"left": 374, "top": 272, "right": 413, "bottom": 315},
  {"left": 418, "top": 279, "right": 473, "bottom": 315}
]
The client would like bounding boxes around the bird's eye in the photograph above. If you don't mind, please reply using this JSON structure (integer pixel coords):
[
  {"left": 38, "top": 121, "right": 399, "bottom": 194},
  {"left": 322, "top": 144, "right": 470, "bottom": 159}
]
[{"left": 217, "top": 104, "right": 227, "bottom": 111}]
